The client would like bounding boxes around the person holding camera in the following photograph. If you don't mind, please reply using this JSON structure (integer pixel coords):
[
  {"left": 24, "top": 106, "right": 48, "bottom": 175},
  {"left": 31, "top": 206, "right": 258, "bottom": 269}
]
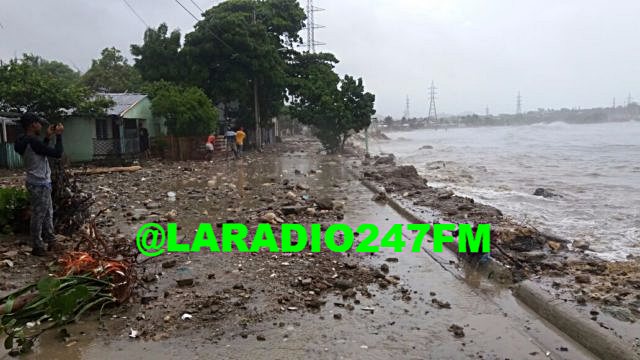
[{"left": 14, "top": 113, "right": 65, "bottom": 257}]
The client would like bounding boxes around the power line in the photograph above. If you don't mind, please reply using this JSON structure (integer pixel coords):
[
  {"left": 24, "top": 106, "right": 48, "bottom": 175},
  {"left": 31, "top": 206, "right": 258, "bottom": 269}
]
[
  {"left": 173, "top": 0, "right": 236, "bottom": 53},
  {"left": 189, "top": 0, "right": 204, "bottom": 13},
  {"left": 122, "top": 0, "right": 149, "bottom": 28},
  {"left": 174, "top": 0, "right": 200, "bottom": 21}
]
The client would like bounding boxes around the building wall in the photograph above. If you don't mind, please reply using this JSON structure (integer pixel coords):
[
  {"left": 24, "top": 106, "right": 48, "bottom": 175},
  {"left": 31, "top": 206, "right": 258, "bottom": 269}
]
[
  {"left": 123, "top": 97, "right": 166, "bottom": 138},
  {"left": 61, "top": 117, "right": 95, "bottom": 162}
]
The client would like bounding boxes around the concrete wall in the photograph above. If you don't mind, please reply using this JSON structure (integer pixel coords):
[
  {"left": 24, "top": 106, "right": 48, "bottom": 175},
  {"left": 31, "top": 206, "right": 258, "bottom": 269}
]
[
  {"left": 123, "top": 97, "right": 166, "bottom": 138},
  {"left": 61, "top": 117, "right": 95, "bottom": 163}
]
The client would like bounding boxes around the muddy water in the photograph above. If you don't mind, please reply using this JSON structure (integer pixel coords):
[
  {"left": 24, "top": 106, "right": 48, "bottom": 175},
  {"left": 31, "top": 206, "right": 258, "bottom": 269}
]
[{"left": 8, "top": 150, "right": 596, "bottom": 360}]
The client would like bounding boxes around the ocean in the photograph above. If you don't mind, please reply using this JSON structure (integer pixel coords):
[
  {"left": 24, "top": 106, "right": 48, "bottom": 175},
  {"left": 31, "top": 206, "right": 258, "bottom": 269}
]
[{"left": 374, "top": 121, "right": 640, "bottom": 261}]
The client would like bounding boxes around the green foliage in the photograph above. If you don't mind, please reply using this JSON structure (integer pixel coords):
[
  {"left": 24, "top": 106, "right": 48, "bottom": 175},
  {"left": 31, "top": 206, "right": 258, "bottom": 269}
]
[
  {"left": 0, "top": 275, "right": 116, "bottom": 354},
  {"left": 131, "top": 24, "right": 184, "bottom": 83},
  {"left": 81, "top": 47, "right": 143, "bottom": 93},
  {"left": 0, "top": 55, "right": 112, "bottom": 120},
  {"left": 0, "top": 187, "right": 29, "bottom": 235},
  {"left": 150, "top": 82, "right": 219, "bottom": 137},
  {"left": 288, "top": 53, "right": 376, "bottom": 153}
]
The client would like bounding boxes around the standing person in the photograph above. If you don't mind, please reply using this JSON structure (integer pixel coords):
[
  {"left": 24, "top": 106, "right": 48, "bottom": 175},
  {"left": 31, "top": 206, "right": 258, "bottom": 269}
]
[
  {"left": 235, "top": 127, "right": 246, "bottom": 157},
  {"left": 139, "top": 122, "right": 150, "bottom": 159},
  {"left": 225, "top": 128, "right": 238, "bottom": 159},
  {"left": 14, "top": 113, "right": 64, "bottom": 256},
  {"left": 205, "top": 133, "right": 216, "bottom": 161}
]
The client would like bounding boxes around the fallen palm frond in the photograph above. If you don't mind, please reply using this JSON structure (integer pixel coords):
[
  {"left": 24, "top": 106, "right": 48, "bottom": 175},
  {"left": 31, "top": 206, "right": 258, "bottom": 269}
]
[{"left": 0, "top": 252, "right": 135, "bottom": 355}]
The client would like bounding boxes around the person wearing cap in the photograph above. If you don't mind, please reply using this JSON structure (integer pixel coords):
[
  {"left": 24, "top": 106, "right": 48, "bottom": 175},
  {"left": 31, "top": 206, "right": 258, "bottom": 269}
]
[{"left": 14, "top": 113, "right": 65, "bottom": 257}]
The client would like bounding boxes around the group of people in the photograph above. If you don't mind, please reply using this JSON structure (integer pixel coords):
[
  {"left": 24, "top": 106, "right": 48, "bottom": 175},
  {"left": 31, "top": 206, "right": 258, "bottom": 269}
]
[{"left": 206, "top": 127, "right": 246, "bottom": 160}]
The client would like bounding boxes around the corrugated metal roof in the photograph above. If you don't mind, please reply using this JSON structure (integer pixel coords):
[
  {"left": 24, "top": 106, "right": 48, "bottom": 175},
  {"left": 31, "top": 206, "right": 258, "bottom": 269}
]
[{"left": 99, "top": 93, "right": 147, "bottom": 117}]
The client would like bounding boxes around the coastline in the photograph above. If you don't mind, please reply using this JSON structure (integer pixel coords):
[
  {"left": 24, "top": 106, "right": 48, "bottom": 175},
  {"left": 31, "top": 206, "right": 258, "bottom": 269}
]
[{"left": 349, "top": 135, "right": 640, "bottom": 357}]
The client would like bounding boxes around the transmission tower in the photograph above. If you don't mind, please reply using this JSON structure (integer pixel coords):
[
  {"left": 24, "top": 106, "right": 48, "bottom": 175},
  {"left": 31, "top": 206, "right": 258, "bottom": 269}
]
[
  {"left": 427, "top": 81, "right": 438, "bottom": 124},
  {"left": 403, "top": 95, "right": 411, "bottom": 120},
  {"left": 305, "top": 0, "right": 325, "bottom": 53},
  {"left": 516, "top": 91, "right": 522, "bottom": 115}
]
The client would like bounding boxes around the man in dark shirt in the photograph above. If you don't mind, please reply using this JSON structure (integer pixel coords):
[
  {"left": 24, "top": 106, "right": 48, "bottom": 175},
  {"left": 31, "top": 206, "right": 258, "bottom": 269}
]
[
  {"left": 14, "top": 113, "right": 64, "bottom": 256},
  {"left": 139, "top": 122, "right": 150, "bottom": 159}
]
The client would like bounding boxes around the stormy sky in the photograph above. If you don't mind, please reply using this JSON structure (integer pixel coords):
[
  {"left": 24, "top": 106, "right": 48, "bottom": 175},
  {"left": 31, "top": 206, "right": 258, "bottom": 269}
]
[{"left": 1, "top": 0, "right": 639, "bottom": 117}]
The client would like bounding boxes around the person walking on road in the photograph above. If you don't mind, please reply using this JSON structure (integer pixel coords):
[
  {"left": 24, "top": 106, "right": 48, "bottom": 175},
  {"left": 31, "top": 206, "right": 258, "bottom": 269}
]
[
  {"left": 235, "top": 127, "right": 246, "bottom": 157},
  {"left": 225, "top": 128, "right": 238, "bottom": 160},
  {"left": 14, "top": 113, "right": 65, "bottom": 257}
]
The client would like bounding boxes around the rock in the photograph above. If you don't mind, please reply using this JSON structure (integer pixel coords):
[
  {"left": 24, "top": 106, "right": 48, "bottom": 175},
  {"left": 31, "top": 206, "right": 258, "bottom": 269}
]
[
  {"left": 576, "top": 296, "right": 587, "bottom": 306},
  {"left": 548, "top": 241, "right": 562, "bottom": 251},
  {"left": 162, "top": 260, "right": 177, "bottom": 269},
  {"left": 316, "top": 197, "right": 334, "bottom": 210},
  {"left": 281, "top": 206, "right": 302, "bottom": 216},
  {"left": 437, "top": 190, "right": 455, "bottom": 200},
  {"left": 256, "top": 335, "right": 266, "bottom": 341},
  {"left": 518, "top": 251, "right": 546, "bottom": 262},
  {"left": 419, "top": 145, "right": 434, "bottom": 150},
  {"left": 286, "top": 191, "right": 298, "bottom": 201},
  {"left": 448, "top": 324, "right": 465, "bottom": 338},
  {"left": 165, "top": 210, "right": 178, "bottom": 222},
  {"left": 333, "top": 201, "right": 345, "bottom": 210},
  {"left": 385, "top": 257, "right": 399, "bottom": 263},
  {"left": 207, "top": 179, "right": 217, "bottom": 188},
  {"left": 142, "top": 273, "right": 157, "bottom": 283},
  {"left": 334, "top": 279, "right": 354, "bottom": 290},
  {"left": 575, "top": 274, "right": 591, "bottom": 284},
  {"left": 261, "top": 212, "right": 284, "bottom": 224},
  {"left": 176, "top": 277, "right": 194, "bottom": 287},
  {"left": 301, "top": 278, "right": 313, "bottom": 286},
  {"left": 333, "top": 313, "right": 342, "bottom": 320},
  {"left": 233, "top": 283, "right": 245, "bottom": 290},
  {"left": 572, "top": 240, "right": 590, "bottom": 251},
  {"left": 295, "top": 183, "right": 310, "bottom": 191},
  {"left": 380, "top": 263, "right": 390, "bottom": 274},
  {"left": 131, "top": 209, "right": 149, "bottom": 221},
  {"left": 602, "top": 306, "right": 636, "bottom": 323},
  {"left": 533, "top": 188, "right": 561, "bottom": 198},
  {"left": 141, "top": 293, "right": 159, "bottom": 305},
  {"left": 145, "top": 202, "right": 161, "bottom": 210},
  {"left": 374, "top": 155, "right": 395, "bottom": 165},
  {"left": 432, "top": 298, "right": 451, "bottom": 309},
  {"left": 372, "top": 193, "right": 386, "bottom": 202},
  {"left": 306, "top": 208, "right": 316, "bottom": 216}
]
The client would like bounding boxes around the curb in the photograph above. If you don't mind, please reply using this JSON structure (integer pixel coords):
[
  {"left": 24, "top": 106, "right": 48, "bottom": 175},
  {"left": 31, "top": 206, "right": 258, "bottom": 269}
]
[{"left": 355, "top": 174, "right": 639, "bottom": 360}]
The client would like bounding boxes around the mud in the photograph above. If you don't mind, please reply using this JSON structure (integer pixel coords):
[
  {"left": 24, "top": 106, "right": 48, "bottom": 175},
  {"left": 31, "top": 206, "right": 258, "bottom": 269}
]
[{"left": 0, "top": 137, "right": 628, "bottom": 359}]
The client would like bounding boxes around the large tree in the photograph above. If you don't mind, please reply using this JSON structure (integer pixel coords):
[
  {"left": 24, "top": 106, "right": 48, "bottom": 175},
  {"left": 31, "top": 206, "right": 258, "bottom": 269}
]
[
  {"left": 180, "top": 0, "right": 306, "bottom": 129},
  {"left": 81, "top": 47, "right": 143, "bottom": 93},
  {"left": 150, "top": 82, "right": 219, "bottom": 137},
  {"left": 0, "top": 55, "right": 112, "bottom": 121},
  {"left": 131, "top": 24, "right": 183, "bottom": 83},
  {"left": 288, "top": 53, "right": 376, "bottom": 152}
]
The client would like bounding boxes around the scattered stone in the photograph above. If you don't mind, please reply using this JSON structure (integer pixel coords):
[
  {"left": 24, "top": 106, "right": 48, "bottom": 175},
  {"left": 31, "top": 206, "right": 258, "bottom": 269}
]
[
  {"left": 432, "top": 298, "right": 451, "bottom": 309},
  {"left": 162, "top": 260, "right": 177, "bottom": 269},
  {"left": 385, "top": 257, "right": 399, "bottom": 263},
  {"left": 448, "top": 324, "right": 465, "bottom": 338},
  {"left": 547, "top": 241, "right": 562, "bottom": 251},
  {"left": 333, "top": 313, "right": 342, "bottom": 320},
  {"left": 572, "top": 240, "right": 590, "bottom": 251},
  {"left": 145, "top": 202, "right": 161, "bottom": 210},
  {"left": 372, "top": 193, "right": 386, "bottom": 202},
  {"left": 533, "top": 188, "right": 561, "bottom": 198},
  {"left": 256, "top": 335, "right": 266, "bottom": 341},
  {"left": 176, "top": 277, "right": 194, "bottom": 287},
  {"left": 380, "top": 263, "right": 390, "bottom": 274},
  {"left": 575, "top": 274, "right": 591, "bottom": 284},
  {"left": 334, "top": 279, "right": 354, "bottom": 290},
  {"left": 316, "top": 197, "right": 334, "bottom": 210},
  {"left": 602, "top": 306, "right": 636, "bottom": 323}
]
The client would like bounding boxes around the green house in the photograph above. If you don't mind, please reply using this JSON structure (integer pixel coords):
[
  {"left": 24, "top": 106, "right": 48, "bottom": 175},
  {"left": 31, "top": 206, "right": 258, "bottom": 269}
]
[{"left": 62, "top": 93, "right": 166, "bottom": 163}]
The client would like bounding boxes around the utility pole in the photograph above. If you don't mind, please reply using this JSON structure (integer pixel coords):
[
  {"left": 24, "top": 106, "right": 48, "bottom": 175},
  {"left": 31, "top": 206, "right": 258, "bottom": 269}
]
[
  {"left": 253, "top": 6, "right": 261, "bottom": 150},
  {"left": 485, "top": 106, "right": 490, "bottom": 117},
  {"left": 516, "top": 91, "right": 522, "bottom": 115},
  {"left": 305, "top": 0, "right": 325, "bottom": 52},
  {"left": 627, "top": 93, "right": 633, "bottom": 107},
  {"left": 613, "top": 97, "right": 616, "bottom": 109},
  {"left": 403, "top": 95, "right": 410, "bottom": 120},
  {"left": 427, "top": 81, "right": 438, "bottom": 125}
]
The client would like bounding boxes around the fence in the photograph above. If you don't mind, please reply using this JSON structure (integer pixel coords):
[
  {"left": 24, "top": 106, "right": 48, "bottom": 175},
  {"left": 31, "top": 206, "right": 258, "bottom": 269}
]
[{"left": 93, "top": 138, "right": 140, "bottom": 159}]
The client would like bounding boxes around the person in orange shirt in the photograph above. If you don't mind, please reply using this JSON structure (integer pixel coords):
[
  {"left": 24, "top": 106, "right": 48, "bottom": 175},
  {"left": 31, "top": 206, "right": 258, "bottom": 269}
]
[
  {"left": 205, "top": 133, "right": 216, "bottom": 161},
  {"left": 235, "top": 127, "right": 246, "bottom": 157}
]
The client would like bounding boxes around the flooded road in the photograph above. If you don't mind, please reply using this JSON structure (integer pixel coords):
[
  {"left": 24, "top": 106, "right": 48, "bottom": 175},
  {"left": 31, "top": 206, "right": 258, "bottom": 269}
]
[{"left": 5, "top": 147, "right": 597, "bottom": 360}]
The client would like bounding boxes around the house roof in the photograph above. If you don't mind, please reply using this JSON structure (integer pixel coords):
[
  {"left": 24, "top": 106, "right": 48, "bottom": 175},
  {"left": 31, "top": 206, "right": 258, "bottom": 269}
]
[{"left": 100, "top": 93, "right": 148, "bottom": 117}]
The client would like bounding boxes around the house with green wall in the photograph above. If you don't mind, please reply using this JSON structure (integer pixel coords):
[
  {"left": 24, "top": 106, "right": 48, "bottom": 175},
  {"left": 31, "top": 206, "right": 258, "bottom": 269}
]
[{"left": 62, "top": 93, "right": 166, "bottom": 163}]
